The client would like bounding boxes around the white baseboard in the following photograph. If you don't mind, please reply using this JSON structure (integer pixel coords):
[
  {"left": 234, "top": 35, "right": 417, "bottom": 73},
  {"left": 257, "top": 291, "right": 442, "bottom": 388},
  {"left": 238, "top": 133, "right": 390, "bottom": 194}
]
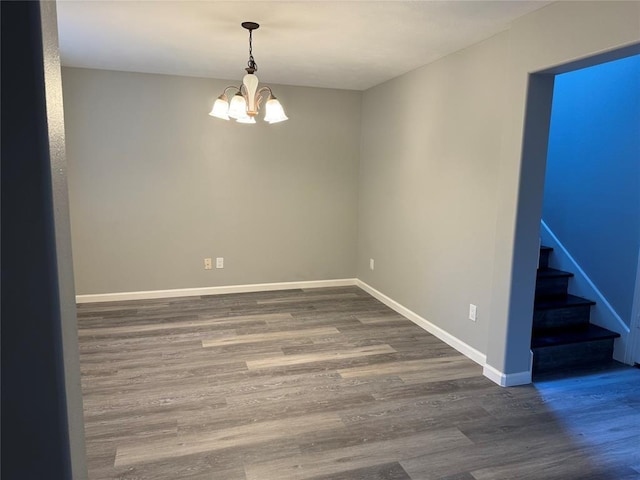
[
  {"left": 482, "top": 364, "right": 532, "bottom": 387},
  {"left": 356, "top": 280, "right": 534, "bottom": 386},
  {"left": 76, "top": 278, "right": 358, "bottom": 303},
  {"left": 356, "top": 280, "right": 487, "bottom": 367}
]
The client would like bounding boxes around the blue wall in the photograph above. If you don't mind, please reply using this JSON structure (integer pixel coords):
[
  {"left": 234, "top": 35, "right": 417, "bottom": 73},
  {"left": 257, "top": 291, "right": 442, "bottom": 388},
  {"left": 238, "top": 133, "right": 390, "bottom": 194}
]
[{"left": 543, "top": 54, "right": 640, "bottom": 325}]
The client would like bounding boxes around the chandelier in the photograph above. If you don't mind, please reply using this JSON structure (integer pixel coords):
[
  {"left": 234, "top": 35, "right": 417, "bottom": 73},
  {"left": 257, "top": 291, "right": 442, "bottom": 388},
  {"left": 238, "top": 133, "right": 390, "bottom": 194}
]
[{"left": 209, "top": 22, "right": 288, "bottom": 124}]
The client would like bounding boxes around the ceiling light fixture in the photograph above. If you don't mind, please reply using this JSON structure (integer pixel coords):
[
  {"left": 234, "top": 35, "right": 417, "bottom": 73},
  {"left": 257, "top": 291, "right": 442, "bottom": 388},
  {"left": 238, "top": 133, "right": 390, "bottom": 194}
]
[{"left": 209, "top": 22, "right": 288, "bottom": 124}]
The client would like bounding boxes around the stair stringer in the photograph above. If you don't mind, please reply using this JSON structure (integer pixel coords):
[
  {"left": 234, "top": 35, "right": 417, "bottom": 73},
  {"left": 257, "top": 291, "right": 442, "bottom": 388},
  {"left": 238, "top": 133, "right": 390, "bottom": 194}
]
[{"left": 540, "top": 220, "right": 630, "bottom": 362}]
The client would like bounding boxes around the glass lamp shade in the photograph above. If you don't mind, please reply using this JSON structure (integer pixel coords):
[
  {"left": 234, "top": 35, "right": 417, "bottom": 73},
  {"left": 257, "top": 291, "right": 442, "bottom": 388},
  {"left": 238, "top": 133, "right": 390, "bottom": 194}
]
[
  {"left": 263, "top": 97, "right": 288, "bottom": 123},
  {"left": 209, "top": 95, "right": 230, "bottom": 120},
  {"left": 236, "top": 114, "right": 256, "bottom": 124},
  {"left": 228, "top": 93, "right": 248, "bottom": 119}
]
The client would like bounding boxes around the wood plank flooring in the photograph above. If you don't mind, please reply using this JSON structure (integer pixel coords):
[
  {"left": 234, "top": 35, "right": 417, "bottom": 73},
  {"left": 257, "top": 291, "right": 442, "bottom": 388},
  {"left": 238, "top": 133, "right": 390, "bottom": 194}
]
[{"left": 77, "top": 286, "right": 640, "bottom": 480}]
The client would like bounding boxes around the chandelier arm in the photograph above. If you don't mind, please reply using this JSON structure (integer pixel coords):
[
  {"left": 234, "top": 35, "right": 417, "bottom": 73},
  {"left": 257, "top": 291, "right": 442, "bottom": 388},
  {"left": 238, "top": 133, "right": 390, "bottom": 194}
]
[
  {"left": 223, "top": 85, "right": 241, "bottom": 96},
  {"left": 255, "top": 92, "right": 265, "bottom": 111},
  {"left": 257, "top": 86, "right": 273, "bottom": 97},
  {"left": 255, "top": 86, "right": 273, "bottom": 110}
]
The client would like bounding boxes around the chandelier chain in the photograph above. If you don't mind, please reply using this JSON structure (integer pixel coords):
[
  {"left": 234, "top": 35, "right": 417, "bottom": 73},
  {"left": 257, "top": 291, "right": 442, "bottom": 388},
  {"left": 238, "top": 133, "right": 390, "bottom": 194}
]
[{"left": 247, "top": 28, "right": 258, "bottom": 72}]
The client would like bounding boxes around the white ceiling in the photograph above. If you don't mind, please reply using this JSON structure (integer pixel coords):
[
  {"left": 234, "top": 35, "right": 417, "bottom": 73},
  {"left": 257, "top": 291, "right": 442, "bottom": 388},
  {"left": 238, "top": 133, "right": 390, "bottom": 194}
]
[{"left": 56, "top": 1, "right": 551, "bottom": 91}]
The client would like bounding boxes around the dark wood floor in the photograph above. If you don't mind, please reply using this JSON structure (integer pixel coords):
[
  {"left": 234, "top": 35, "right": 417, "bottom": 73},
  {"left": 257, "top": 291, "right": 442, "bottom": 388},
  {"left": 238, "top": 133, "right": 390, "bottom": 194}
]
[{"left": 77, "top": 286, "right": 640, "bottom": 480}]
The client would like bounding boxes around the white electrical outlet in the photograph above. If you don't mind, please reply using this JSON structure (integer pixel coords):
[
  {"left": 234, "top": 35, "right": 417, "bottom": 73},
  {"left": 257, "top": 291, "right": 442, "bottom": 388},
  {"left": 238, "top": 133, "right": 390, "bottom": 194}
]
[
  {"left": 469, "top": 304, "right": 477, "bottom": 322},
  {"left": 216, "top": 257, "right": 224, "bottom": 269},
  {"left": 369, "top": 258, "right": 375, "bottom": 270},
  {"left": 204, "top": 258, "right": 212, "bottom": 270}
]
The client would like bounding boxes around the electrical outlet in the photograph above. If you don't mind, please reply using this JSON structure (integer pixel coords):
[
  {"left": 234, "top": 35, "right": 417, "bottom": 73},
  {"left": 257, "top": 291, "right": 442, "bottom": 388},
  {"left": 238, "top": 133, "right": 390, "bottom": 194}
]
[
  {"left": 469, "top": 304, "right": 477, "bottom": 322},
  {"left": 369, "top": 258, "right": 375, "bottom": 270},
  {"left": 216, "top": 257, "right": 224, "bottom": 269},
  {"left": 204, "top": 258, "right": 212, "bottom": 270}
]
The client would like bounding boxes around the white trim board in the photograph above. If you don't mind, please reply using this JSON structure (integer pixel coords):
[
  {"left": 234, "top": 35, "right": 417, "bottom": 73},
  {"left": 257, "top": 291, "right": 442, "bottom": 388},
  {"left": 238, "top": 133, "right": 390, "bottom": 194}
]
[
  {"left": 355, "top": 280, "right": 531, "bottom": 387},
  {"left": 355, "top": 280, "right": 487, "bottom": 367},
  {"left": 75, "top": 278, "right": 358, "bottom": 303},
  {"left": 482, "top": 364, "right": 532, "bottom": 388}
]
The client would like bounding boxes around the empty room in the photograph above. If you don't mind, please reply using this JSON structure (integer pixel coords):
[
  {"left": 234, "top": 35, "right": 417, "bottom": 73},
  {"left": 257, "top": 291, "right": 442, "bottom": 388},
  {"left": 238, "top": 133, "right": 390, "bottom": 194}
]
[{"left": 2, "top": 1, "right": 640, "bottom": 479}]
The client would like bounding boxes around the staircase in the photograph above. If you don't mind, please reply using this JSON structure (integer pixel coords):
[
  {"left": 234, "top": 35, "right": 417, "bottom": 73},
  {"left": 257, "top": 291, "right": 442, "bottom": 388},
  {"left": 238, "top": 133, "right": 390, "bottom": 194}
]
[{"left": 531, "top": 246, "right": 620, "bottom": 376}]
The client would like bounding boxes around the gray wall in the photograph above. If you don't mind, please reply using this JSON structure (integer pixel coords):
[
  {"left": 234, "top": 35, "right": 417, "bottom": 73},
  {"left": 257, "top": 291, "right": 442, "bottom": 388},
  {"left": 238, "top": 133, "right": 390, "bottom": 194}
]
[
  {"left": 358, "top": 1, "right": 640, "bottom": 375},
  {"left": 63, "top": 68, "right": 361, "bottom": 295},
  {"left": 358, "top": 33, "right": 507, "bottom": 354}
]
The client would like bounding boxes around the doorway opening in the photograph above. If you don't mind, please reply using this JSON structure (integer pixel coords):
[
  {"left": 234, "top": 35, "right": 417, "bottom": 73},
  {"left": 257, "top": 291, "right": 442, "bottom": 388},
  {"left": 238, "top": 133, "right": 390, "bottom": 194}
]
[{"left": 517, "top": 45, "right": 640, "bottom": 376}]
